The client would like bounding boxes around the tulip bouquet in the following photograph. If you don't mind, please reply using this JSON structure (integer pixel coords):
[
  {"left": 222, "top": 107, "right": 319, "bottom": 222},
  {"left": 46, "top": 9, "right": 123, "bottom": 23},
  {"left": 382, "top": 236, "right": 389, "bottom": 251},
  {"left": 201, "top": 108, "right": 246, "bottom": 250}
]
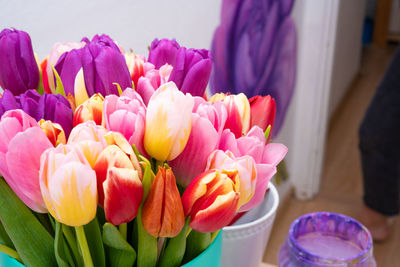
[{"left": 0, "top": 28, "right": 287, "bottom": 267}]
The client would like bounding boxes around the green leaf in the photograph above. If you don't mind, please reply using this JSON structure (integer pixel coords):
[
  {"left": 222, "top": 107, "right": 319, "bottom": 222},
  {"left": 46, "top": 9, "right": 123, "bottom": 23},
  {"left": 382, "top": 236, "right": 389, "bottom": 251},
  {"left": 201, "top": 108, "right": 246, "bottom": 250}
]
[
  {"left": 0, "top": 178, "right": 57, "bottom": 267},
  {"left": 141, "top": 161, "right": 155, "bottom": 201},
  {"left": 54, "top": 221, "right": 74, "bottom": 267},
  {"left": 264, "top": 125, "right": 271, "bottom": 142},
  {"left": 158, "top": 219, "right": 189, "bottom": 267},
  {"left": 136, "top": 208, "right": 157, "bottom": 267},
  {"left": 84, "top": 217, "right": 105, "bottom": 267},
  {"left": 103, "top": 223, "right": 136, "bottom": 267},
  {"left": 183, "top": 231, "right": 211, "bottom": 264},
  {"left": 37, "top": 69, "right": 44, "bottom": 95},
  {"left": 52, "top": 66, "right": 66, "bottom": 97},
  {"left": 0, "top": 221, "right": 14, "bottom": 249}
]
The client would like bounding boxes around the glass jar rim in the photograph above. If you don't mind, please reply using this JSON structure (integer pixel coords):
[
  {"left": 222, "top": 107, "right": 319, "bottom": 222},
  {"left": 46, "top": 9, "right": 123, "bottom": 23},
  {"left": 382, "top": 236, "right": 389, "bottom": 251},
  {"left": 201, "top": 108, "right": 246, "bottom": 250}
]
[{"left": 287, "top": 212, "right": 374, "bottom": 265}]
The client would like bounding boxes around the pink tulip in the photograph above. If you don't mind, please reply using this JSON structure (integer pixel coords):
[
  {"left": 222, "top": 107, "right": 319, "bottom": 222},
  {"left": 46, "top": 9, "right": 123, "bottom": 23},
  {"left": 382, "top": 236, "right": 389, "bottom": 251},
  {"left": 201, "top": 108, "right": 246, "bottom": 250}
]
[
  {"left": 0, "top": 110, "right": 52, "bottom": 212},
  {"left": 206, "top": 150, "right": 257, "bottom": 210},
  {"left": 169, "top": 98, "right": 227, "bottom": 187},
  {"left": 103, "top": 90, "right": 146, "bottom": 155},
  {"left": 68, "top": 120, "right": 108, "bottom": 146},
  {"left": 218, "top": 126, "right": 287, "bottom": 210},
  {"left": 136, "top": 62, "right": 172, "bottom": 105}
]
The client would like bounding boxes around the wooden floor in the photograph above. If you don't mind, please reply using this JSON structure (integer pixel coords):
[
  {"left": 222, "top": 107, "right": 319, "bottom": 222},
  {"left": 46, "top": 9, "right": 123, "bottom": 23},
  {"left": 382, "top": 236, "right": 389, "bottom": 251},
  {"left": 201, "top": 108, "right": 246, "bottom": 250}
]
[{"left": 263, "top": 45, "right": 400, "bottom": 266}]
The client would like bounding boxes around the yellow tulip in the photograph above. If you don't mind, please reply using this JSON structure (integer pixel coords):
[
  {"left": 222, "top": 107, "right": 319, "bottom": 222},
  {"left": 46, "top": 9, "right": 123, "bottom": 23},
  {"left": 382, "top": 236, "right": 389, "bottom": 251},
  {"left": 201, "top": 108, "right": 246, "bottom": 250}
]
[
  {"left": 39, "top": 144, "right": 97, "bottom": 226},
  {"left": 144, "top": 82, "right": 194, "bottom": 161}
]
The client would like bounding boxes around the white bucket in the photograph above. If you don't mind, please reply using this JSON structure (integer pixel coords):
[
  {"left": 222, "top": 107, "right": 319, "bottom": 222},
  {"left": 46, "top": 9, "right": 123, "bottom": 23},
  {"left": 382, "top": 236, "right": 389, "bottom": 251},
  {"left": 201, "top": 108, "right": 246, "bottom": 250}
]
[{"left": 221, "top": 183, "right": 279, "bottom": 267}]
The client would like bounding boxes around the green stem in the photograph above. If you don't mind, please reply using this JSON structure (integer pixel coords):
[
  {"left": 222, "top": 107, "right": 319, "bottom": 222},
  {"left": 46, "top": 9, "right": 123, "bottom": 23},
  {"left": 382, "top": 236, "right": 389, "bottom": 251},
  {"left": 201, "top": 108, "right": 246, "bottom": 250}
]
[
  {"left": 119, "top": 223, "right": 127, "bottom": 241},
  {"left": 62, "top": 224, "right": 82, "bottom": 267},
  {"left": 0, "top": 244, "right": 22, "bottom": 262},
  {"left": 75, "top": 226, "right": 94, "bottom": 267}
]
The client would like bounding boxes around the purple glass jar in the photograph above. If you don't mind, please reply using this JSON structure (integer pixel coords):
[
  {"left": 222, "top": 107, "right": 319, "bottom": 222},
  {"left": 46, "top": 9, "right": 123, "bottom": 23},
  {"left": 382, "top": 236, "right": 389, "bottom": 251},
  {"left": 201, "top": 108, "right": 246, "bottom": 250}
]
[{"left": 278, "top": 212, "right": 376, "bottom": 267}]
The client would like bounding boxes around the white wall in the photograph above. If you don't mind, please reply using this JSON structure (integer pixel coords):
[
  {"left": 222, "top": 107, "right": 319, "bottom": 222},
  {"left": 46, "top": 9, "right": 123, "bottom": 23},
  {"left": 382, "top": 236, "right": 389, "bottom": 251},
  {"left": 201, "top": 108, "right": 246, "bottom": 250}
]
[
  {"left": 328, "top": 0, "right": 365, "bottom": 116},
  {"left": 0, "top": 0, "right": 220, "bottom": 59}
]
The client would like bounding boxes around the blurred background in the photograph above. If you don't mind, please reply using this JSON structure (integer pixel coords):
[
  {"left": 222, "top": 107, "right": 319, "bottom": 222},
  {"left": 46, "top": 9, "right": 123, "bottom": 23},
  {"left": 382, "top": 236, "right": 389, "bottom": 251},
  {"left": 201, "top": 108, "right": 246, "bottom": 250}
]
[{"left": 1, "top": 0, "right": 399, "bottom": 266}]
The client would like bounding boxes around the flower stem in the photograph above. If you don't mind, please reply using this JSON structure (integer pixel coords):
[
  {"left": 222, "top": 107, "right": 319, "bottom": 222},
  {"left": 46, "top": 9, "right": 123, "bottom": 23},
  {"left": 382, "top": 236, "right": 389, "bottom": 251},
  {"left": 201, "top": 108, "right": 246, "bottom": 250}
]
[
  {"left": 75, "top": 226, "right": 94, "bottom": 267},
  {"left": 119, "top": 223, "right": 127, "bottom": 240},
  {"left": 62, "top": 224, "right": 83, "bottom": 266},
  {"left": 0, "top": 244, "right": 22, "bottom": 262}
]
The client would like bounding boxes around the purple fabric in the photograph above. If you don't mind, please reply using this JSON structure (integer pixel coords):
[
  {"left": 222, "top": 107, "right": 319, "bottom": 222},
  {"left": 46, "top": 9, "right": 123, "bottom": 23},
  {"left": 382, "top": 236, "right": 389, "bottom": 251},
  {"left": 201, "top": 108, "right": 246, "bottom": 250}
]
[
  {"left": 0, "top": 89, "right": 73, "bottom": 136},
  {"left": 210, "top": 0, "right": 297, "bottom": 136},
  {"left": 148, "top": 39, "right": 212, "bottom": 97},
  {"left": 54, "top": 34, "right": 131, "bottom": 97},
  {"left": 0, "top": 28, "right": 39, "bottom": 95}
]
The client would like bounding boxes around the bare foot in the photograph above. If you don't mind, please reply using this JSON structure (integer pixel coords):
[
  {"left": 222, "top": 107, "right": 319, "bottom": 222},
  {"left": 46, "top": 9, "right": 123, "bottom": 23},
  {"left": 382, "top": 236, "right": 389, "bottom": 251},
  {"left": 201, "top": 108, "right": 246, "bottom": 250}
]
[{"left": 359, "top": 204, "right": 391, "bottom": 242}]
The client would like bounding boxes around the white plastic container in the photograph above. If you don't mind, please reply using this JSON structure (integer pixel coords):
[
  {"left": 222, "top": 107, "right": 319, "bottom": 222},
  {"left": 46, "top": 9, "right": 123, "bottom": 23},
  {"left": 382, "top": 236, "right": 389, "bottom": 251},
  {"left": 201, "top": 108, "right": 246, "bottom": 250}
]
[{"left": 222, "top": 183, "right": 279, "bottom": 267}]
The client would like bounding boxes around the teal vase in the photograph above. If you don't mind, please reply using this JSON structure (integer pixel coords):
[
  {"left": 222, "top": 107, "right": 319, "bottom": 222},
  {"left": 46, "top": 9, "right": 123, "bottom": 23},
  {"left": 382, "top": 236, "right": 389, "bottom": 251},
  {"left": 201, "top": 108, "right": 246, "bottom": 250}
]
[{"left": 0, "top": 231, "right": 222, "bottom": 267}]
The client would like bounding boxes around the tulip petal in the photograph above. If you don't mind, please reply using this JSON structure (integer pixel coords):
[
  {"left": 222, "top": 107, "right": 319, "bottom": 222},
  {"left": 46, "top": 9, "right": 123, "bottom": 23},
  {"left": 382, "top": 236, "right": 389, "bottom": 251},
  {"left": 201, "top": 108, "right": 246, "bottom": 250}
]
[
  {"left": 6, "top": 127, "right": 52, "bottom": 212},
  {"left": 170, "top": 114, "right": 219, "bottom": 187},
  {"left": 238, "top": 163, "right": 276, "bottom": 212},
  {"left": 44, "top": 162, "right": 97, "bottom": 226},
  {"left": 103, "top": 167, "right": 143, "bottom": 225},
  {"left": 190, "top": 191, "right": 239, "bottom": 233},
  {"left": 262, "top": 143, "right": 288, "bottom": 166}
]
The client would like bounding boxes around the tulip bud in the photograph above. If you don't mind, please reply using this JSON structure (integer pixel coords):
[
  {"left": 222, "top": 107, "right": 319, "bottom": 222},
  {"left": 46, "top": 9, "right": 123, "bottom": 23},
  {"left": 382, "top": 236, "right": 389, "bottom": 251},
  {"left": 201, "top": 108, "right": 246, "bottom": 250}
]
[
  {"left": 46, "top": 42, "right": 85, "bottom": 93},
  {"left": 249, "top": 95, "right": 276, "bottom": 138},
  {"left": 210, "top": 93, "right": 250, "bottom": 137},
  {"left": 39, "top": 144, "right": 97, "bottom": 226},
  {"left": 182, "top": 170, "right": 240, "bottom": 233},
  {"left": 144, "top": 82, "right": 194, "bottom": 161},
  {"left": 103, "top": 91, "right": 146, "bottom": 155},
  {"left": 0, "top": 110, "right": 52, "bottom": 213},
  {"left": 73, "top": 93, "right": 104, "bottom": 126},
  {"left": 207, "top": 150, "right": 257, "bottom": 209},
  {"left": 142, "top": 167, "right": 185, "bottom": 237},
  {"left": 0, "top": 28, "right": 39, "bottom": 95},
  {"left": 93, "top": 144, "right": 143, "bottom": 225},
  {"left": 125, "top": 52, "right": 145, "bottom": 87},
  {"left": 39, "top": 119, "right": 66, "bottom": 146}
]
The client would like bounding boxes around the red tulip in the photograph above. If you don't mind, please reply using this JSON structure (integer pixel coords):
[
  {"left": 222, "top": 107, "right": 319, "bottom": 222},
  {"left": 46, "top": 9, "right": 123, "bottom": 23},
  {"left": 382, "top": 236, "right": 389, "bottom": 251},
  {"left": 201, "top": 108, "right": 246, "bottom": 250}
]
[
  {"left": 249, "top": 95, "right": 276, "bottom": 139},
  {"left": 93, "top": 135, "right": 143, "bottom": 225},
  {"left": 182, "top": 169, "right": 240, "bottom": 233},
  {"left": 142, "top": 167, "right": 185, "bottom": 238}
]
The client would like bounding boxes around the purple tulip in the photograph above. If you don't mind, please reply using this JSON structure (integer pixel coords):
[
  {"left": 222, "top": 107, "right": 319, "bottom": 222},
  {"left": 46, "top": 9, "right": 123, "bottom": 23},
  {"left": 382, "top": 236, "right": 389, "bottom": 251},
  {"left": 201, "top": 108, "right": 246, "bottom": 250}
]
[
  {"left": 148, "top": 38, "right": 180, "bottom": 69},
  {"left": 54, "top": 34, "right": 131, "bottom": 97},
  {"left": 210, "top": 0, "right": 297, "bottom": 136},
  {"left": 148, "top": 38, "right": 212, "bottom": 97},
  {"left": 0, "top": 89, "right": 73, "bottom": 136},
  {"left": 0, "top": 28, "right": 39, "bottom": 95}
]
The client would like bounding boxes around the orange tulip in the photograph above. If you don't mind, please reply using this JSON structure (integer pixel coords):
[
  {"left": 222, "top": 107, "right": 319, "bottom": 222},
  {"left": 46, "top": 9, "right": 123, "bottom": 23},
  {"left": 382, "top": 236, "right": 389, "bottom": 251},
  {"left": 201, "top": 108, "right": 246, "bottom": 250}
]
[{"left": 142, "top": 167, "right": 185, "bottom": 238}]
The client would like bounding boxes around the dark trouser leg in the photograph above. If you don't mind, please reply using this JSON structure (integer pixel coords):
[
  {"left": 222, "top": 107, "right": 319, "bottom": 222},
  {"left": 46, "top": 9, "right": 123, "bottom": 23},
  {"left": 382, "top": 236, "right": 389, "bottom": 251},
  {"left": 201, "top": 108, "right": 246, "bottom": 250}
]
[{"left": 359, "top": 47, "right": 400, "bottom": 216}]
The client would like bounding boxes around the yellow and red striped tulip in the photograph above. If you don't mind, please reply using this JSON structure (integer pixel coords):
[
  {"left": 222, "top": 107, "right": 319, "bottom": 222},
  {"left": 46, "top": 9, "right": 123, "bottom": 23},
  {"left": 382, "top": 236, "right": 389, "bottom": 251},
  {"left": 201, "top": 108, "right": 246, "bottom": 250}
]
[
  {"left": 182, "top": 169, "right": 240, "bottom": 233},
  {"left": 39, "top": 144, "right": 97, "bottom": 226},
  {"left": 142, "top": 167, "right": 185, "bottom": 237},
  {"left": 73, "top": 93, "right": 104, "bottom": 126},
  {"left": 206, "top": 150, "right": 257, "bottom": 209},
  {"left": 144, "top": 82, "right": 194, "bottom": 161},
  {"left": 39, "top": 119, "right": 66, "bottom": 146},
  {"left": 210, "top": 93, "right": 251, "bottom": 136}
]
